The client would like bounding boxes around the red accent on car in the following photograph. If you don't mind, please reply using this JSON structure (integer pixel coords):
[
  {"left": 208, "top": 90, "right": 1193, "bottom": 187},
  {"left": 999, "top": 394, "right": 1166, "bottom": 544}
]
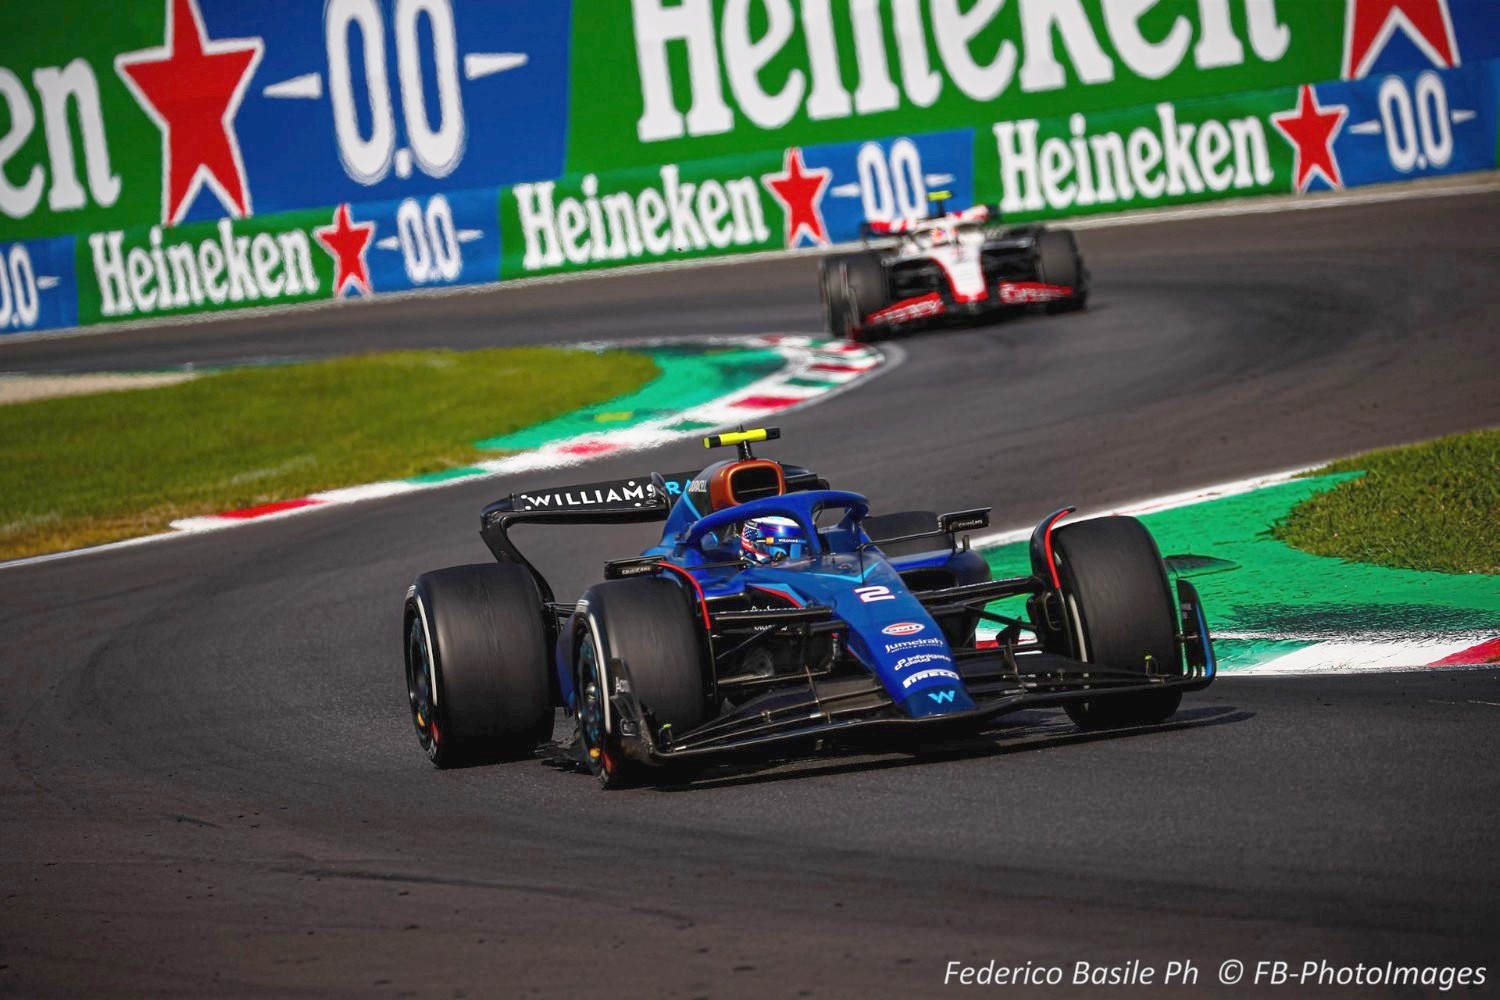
[
  {"left": 1040, "top": 509, "right": 1071, "bottom": 591},
  {"left": 655, "top": 562, "right": 713, "bottom": 631},
  {"left": 748, "top": 584, "right": 804, "bottom": 608},
  {"left": 997, "top": 281, "right": 1074, "bottom": 305},
  {"left": 865, "top": 292, "right": 945, "bottom": 325}
]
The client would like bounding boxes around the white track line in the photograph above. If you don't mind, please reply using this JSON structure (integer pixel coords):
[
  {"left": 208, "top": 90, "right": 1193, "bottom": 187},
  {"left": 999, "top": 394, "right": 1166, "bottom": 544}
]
[{"left": 1233, "top": 639, "right": 1492, "bottom": 675}]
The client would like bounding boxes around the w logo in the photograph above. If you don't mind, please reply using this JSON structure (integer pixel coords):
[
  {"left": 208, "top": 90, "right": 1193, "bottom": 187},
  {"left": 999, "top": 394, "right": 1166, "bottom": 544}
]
[{"left": 928, "top": 689, "right": 956, "bottom": 705}]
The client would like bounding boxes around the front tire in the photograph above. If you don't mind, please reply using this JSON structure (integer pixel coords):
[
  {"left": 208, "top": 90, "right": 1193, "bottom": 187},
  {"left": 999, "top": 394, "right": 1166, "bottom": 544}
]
[
  {"left": 404, "top": 564, "right": 554, "bottom": 768},
  {"left": 574, "top": 578, "right": 707, "bottom": 788},
  {"left": 1045, "top": 516, "right": 1182, "bottom": 730},
  {"left": 819, "top": 252, "right": 888, "bottom": 341},
  {"left": 1037, "top": 229, "right": 1087, "bottom": 312}
]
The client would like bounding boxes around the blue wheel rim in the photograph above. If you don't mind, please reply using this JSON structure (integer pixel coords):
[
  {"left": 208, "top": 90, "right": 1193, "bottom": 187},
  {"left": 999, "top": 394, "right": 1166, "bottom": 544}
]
[
  {"left": 405, "top": 613, "right": 436, "bottom": 752},
  {"left": 578, "top": 633, "right": 607, "bottom": 768}
]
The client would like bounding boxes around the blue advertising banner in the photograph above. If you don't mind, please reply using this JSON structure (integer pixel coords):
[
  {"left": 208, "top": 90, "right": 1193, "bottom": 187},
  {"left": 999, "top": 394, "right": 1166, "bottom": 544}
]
[
  {"left": 801, "top": 130, "right": 977, "bottom": 245},
  {"left": 0, "top": 236, "right": 78, "bottom": 336},
  {"left": 179, "top": 0, "right": 571, "bottom": 226},
  {"left": 1290, "top": 60, "right": 1500, "bottom": 193},
  {"left": 352, "top": 187, "right": 501, "bottom": 295}
]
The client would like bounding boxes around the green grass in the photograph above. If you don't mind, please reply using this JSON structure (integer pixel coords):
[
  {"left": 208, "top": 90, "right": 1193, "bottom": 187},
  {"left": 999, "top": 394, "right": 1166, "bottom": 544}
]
[
  {"left": 1274, "top": 428, "right": 1500, "bottom": 574},
  {"left": 0, "top": 348, "right": 659, "bottom": 560}
]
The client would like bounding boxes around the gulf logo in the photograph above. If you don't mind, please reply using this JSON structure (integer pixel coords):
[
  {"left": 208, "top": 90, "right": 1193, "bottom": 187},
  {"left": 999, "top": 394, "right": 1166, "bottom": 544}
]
[{"left": 882, "top": 622, "right": 925, "bottom": 636}]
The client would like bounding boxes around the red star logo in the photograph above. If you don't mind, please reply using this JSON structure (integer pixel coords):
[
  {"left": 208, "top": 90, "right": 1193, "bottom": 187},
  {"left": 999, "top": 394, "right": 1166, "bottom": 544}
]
[
  {"left": 1271, "top": 85, "right": 1350, "bottom": 193},
  {"left": 762, "top": 148, "right": 833, "bottom": 248},
  {"left": 116, "top": 0, "right": 263, "bottom": 226},
  {"left": 1343, "top": 0, "right": 1459, "bottom": 79},
  {"left": 315, "top": 204, "right": 376, "bottom": 297}
]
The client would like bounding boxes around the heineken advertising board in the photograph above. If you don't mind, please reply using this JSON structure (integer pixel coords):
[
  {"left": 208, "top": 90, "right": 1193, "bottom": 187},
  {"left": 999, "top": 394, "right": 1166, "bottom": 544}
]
[{"left": 1, "top": 0, "right": 1497, "bottom": 333}]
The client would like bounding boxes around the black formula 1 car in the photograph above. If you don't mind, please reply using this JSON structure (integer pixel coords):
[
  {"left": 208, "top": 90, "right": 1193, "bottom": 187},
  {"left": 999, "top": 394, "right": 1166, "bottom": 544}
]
[
  {"left": 402, "top": 428, "right": 1214, "bottom": 788},
  {"left": 820, "top": 201, "right": 1088, "bottom": 341}
]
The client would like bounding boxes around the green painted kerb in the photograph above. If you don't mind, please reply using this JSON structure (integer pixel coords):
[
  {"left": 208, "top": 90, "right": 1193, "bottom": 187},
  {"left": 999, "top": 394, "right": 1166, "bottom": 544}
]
[
  {"left": 981, "top": 475, "right": 1500, "bottom": 671},
  {"left": 474, "top": 344, "right": 784, "bottom": 452}
]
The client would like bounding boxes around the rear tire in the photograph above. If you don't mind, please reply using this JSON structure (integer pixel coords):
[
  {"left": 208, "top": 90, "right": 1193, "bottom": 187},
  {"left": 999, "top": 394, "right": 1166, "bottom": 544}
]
[
  {"left": 819, "top": 252, "right": 888, "bottom": 341},
  {"left": 1046, "top": 517, "right": 1182, "bottom": 730},
  {"left": 404, "top": 564, "right": 554, "bottom": 768},
  {"left": 574, "top": 578, "right": 707, "bottom": 788},
  {"left": 1037, "top": 229, "right": 1087, "bottom": 312}
]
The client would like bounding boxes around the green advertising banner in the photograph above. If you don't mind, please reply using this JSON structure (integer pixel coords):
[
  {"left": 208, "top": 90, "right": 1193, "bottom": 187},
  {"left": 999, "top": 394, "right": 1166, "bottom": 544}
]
[
  {"left": 499, "top": 152, "right": 790, "bottom": 279},
  {"left": 75, "top": 210, "right": 333, "bottom": 325},
  {"left": 567, "top": 0, "right": 1345, "bottom": 172},
  {"left": 0, "top": 6, "right": 168, "bottom": 244},
  {"left": 974, "top": 86, "right": 1297, "bottom": 220}
]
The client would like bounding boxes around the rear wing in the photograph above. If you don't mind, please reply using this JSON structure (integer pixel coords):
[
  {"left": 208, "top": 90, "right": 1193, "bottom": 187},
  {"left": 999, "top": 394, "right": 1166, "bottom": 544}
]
[{"left": 479, "top": 464, "right": 826, "bottom": 602}]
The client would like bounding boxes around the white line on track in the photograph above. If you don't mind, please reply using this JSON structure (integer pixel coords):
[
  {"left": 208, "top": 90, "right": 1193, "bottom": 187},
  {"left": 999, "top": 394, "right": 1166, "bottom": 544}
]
[{"left": 1232, "top": 639, "right": 1490, "bottom": 675}]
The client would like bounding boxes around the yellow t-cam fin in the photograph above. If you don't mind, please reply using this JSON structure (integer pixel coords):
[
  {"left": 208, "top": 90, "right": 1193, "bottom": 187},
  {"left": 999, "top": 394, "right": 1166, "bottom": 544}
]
[{"left": 703, "top": 427, "right": 781, "bottom": 449}]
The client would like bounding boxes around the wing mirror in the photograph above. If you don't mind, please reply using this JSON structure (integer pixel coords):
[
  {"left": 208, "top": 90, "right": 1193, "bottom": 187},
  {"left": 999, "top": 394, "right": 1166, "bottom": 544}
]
[{"left": 938, "top": 508, "right": 991, "bottom": 534}]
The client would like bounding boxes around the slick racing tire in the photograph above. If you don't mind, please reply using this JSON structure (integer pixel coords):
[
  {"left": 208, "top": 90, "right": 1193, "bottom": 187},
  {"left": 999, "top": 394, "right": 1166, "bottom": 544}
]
[
  {"left": 574, "top": 578, "right": 707, "bottom": 789},
  {"left": 820, "top": 252, "right": 888, "bottom": 341},
  {"left": 1036, "top": 229, "right": 1088, "bottom": 312},
  {"left": 1047, "top": 516, "right": 1183, "bottom": 730},
  {"left": 404, "top": 564, "right": 554, "bottom": 768}
]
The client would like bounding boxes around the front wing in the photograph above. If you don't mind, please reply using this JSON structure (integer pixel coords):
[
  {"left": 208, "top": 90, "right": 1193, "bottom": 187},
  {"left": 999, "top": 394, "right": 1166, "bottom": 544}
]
[
  {"left": 608, "top": 650, "right": 1213, "bottom": 764},
  {"left": 863, "top": 282, "right": 1079, "bottom": 328},
  {"left": 606, "top": 579, "right": 1216, "bottom": 765}
]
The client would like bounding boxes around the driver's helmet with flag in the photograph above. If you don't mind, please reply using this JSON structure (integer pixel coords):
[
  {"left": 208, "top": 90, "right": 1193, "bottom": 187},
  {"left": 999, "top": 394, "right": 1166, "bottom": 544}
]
[{"left": 740, "top": 516, "right": 808, "bottom": 565}]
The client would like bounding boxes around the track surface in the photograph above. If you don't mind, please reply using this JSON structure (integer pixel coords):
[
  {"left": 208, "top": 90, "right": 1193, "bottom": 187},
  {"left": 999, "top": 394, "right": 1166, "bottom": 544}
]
[{"left": 4, "top": 193, "right": 1499, "bottom": 997}]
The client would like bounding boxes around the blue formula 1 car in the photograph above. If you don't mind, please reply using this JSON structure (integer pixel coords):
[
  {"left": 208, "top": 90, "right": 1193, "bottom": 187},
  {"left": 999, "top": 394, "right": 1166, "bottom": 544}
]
[{"left": 402, "top": 428, "right": 1215, "bottom": 787}]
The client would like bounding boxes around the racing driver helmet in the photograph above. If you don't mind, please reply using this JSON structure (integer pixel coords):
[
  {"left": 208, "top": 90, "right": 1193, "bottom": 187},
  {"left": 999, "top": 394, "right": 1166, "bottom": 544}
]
[{"left": 740, "top": 516, "right": 807, "bottom": 565}]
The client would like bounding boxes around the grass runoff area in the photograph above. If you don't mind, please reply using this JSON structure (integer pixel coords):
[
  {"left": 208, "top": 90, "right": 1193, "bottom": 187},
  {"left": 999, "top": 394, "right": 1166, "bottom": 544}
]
[
  {"left": 0, "top": 348, "right": 659, "bottom": 561},
  {"left": 1275, "top": 428, "right": 1500, "bottom": 575}
]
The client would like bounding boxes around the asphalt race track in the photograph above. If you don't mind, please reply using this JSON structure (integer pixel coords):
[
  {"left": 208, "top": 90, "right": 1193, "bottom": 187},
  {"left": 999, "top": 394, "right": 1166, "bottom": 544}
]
[{"left": 4, "top": 191, "right": 1500, "bottom": 997}]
